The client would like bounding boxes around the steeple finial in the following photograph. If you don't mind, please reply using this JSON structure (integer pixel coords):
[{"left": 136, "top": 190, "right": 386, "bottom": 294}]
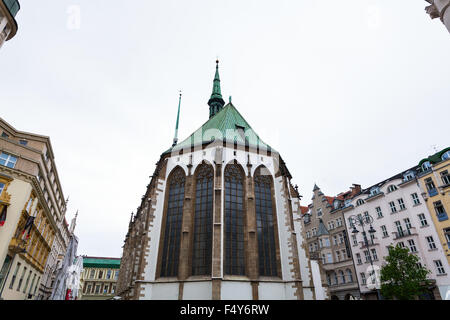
[
  {"left": 208, "top": 59, "right": 225, "bottom": 119},
  {"left": 172, "top": 91, "right": 182, "bottom": 147}
]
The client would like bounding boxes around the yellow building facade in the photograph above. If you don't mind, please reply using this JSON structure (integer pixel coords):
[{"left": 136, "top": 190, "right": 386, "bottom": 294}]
[
  {"left": 79, "top": 256, "right": 120, "bottom": 300},
  {"left": 417, "top": 147, "right": 450, "bottom": 270},
  {"left": 0, "top": 117, "right": 70, "bottom": 300}
]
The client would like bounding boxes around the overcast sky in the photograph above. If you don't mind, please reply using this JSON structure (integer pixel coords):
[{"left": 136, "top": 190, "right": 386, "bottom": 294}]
[{"left": 1, "top": 1, "right": 449, "bottom": 258}]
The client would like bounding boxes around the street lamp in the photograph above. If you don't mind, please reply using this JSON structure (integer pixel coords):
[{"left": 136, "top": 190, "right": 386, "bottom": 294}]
[{"left": 349, "top": 213, "right": 382, "bottom": 300}]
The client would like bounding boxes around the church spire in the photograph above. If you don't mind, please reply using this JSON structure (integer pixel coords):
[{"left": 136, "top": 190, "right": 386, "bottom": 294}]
[
  {"left": 172, "top": 91, "right": 182, "bottom": 147},
  {"left": 208, "top": 60, "right": 225, "bottom": 118}
]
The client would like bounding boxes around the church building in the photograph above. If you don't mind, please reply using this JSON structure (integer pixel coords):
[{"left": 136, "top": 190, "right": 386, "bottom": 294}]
[{"left": 116, "top": 61, "right": 324, "bottom": 300}]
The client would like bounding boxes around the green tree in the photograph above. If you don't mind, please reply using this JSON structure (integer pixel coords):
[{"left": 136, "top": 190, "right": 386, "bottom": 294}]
[{"left": 380, "top": 245, "right": 431, "bottom": 300}]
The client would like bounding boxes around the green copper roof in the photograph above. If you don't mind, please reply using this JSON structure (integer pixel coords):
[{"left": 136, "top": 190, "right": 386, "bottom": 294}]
[
  {"left": 164, "top": 103, "right": 275, "bottom": 155},
  {"left": 83, "top": 257, "right": 121, "bottom": 269},
  {"left": 418, "top": 147, "right": 450, "bottom": 166},
  {"left": 2, "top": 0, "right": 20, "bottom": 17},
  {"left": 210, "top": 62, "right": 223, "bottom": 100}
]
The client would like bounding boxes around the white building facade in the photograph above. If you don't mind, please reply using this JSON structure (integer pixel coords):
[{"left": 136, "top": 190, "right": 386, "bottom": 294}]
[{"left": 343, "top": 167, "right": 450, "bottom": 299}]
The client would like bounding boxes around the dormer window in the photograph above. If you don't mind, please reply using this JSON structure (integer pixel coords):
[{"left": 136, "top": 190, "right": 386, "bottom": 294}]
[
  {"left": 422, "top": 161, "right": 431, "bottom": 172},
  {"left": 344, "top": 199, "right": 351, "bottom": 207},
  {"left": 370, "top": 187, "right": 380, "bottom": 196},
  {"left": 356, "top": 199, "right": 364, "bottom": 206},
  {"left": 403, "top": 171, "right": 415, "bottom": 181},
  {"left": 387, "top": 185, "right": 398, "bottom": 193},
  {"left": 1, "top": 132, "right": 9, "bottom": 138},
  {"left": 442, "top": 151, "right": 450, "bottom": 161},
  {"left": 333, "top": 200, "right": 340, "bottom": 209},
  {"left": 19, "top": 139, "right": 28, "bottom": 146},
  {"left": 235, "top": 125, "right": 245, "bottom": 141}
]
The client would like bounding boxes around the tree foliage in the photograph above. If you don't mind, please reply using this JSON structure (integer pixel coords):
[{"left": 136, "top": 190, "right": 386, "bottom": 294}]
[{"left": 380, "top": 245, "right": 431, "bottom": 300}]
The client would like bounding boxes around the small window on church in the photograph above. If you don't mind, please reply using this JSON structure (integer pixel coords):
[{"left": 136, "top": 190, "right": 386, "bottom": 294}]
[{"left": 235, "top": 125, "right": 245, "bottom": 141}]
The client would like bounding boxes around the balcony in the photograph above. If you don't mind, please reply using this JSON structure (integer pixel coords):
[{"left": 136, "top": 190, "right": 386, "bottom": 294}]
[
  {"left": 359, "top": 238, "right": 379, "bottom": 249},
  {"left": 393, "top": 227, "right": 417, "bottom": 240},
  {"left": 437, "top": 211, "right": 448, "bottom": 222},
  {"left": 428, "top": 188, "right": 438, "bottom": 197}
]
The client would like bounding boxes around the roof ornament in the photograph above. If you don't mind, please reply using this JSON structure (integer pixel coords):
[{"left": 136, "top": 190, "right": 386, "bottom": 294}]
[{"left": 172, "top": 91, "right": 182, "bottom": 147}]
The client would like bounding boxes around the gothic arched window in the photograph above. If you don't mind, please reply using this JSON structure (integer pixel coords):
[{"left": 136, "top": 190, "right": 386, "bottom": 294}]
[
  {"left": 254, "top": 167, "right": 278, "bottom": 277},
  {"left": 224, "top": 164, "right": 245, "bottom": 275},
  {"left": 160, "top": 167, "right": 185, "bottom": 277},
  {"left": 192, "top": 164, "right": 214, "bottom": 276}
]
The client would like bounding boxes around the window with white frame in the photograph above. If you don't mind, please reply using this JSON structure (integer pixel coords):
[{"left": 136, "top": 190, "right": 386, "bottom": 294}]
[
  {"left": 321, "top": 254, "right": 326, "bottom": 264},
  {"left": 408, "top": 239, "right": 417, "bottom": 252},
  {"left": 381, "top": 225, "right": 388, "bottom": 237},
  {"left": 328, "top": 221, "right": 335, "bottom": 230},
  {"left": 371, "top": 248, "right": 378, "bottom": 261},
  {"left": 389, "top": 201, "right": 397, "bottom": 213},
  {"left": 312, "top": 228, "right": 317, "bottom": 236},
  {"left": 324, "top": 237, "right": 330, "bottom": 247},
  {"left": 314, "top": 242, "right": 318, "bottom": 251},
  {"left": 319, "top": 239, "right": 323, "bottom": 248},
  {"left": 342, "top": 249, "right": 347, "bottom": 259},
  {"left": 356, "top": 199, "right": 364, "bottom": 206},
  {"left": 395, "top": 221, "right": 403, "bottom": 233},
  {"left": 309, "top": 243, "right": 313, "bottom": 252},
  {"left": 426, "top": 236, "right": 437, "bottom": 250},
  {"left": 376, "top": 206, "right": 383, "bottom": 218},
  {"left": 403, "top": 218, "right": 412, "bottom": 230},
  {"left": 442, "top": 151, "right": 450, "bottom": 161},
  {"left": 411, "top": 193, "right": 420, "bottom": 205},
  {"left": 387, "top": 185, "right": 397, "bottom": 193},
  {"left": 333, "top": 235, "right": 338, "bottom": 246},
  {"left": 360, "top": 272, "right": 366, "bottom": 285},
  {"left": 339, "top": 233, "right": 344, "bottom": 244},
  {"left": 352, "top": 234, "right": 357, "bottom": 246},
  {"left": 336, "top": 251, "right": 341, "bottom": 262},
  {"left": 0, "top": 152, "right": 17, "bottom": 169},
  {"left": 422, "top": 161, "right": 431, "bottom": 172},
  {"left": 336, "top": 217, "right": 343, "bottom": 227},
  {"left": 364, "top": 250, "right": 370, "bottom": 262},
  {"left": 403, "top": 171, "right": 415, "bottom": 181},
  {"left": 434, "top": 260, "right": 445, "bottom": 275},
  {"left": 398, "top": 198, "right": 406, "bottom": 210},
  {"left": 356, "top": 253, "right": 362, "bottom": 264},
  {"left": 418, "top": 213, "right": 428, "bottom": 227},
  {"left": 441, "top": 170, "right": 450, "bottom": 186},
  {"left": 397, "top": 242, "right": 405, "bottom": 249},
  {"left": 434, "top": 201, "right": 447, "bottom": 221}
]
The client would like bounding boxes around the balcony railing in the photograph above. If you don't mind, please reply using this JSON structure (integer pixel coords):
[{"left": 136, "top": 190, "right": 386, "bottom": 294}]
[
  {"left": 437, "top": 211, "right": 448, "bottom": 222},
  {"left": 393, "top": 227, "right": 417, "bottom": 240},
  {"left": 428, "top": 188, "right": 438, "bottom": 197}
]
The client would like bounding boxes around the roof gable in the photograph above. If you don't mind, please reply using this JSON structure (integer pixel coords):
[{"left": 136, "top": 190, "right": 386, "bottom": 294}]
[{"left": 164, "top": 103, "right": 275, "bottom": 155}]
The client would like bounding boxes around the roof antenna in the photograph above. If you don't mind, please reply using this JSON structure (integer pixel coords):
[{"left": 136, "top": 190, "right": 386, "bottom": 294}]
[{"left": 172, "top": 90, "right": 182, "bottom": 147}]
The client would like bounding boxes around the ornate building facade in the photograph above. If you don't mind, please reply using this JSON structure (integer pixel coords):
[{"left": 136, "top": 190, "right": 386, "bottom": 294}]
[
  {"left": 117, "top": 62, "right": 323, "bottom": 300},
  {"left": 0, "top": 0, "right": 20, "bottom": 49},
  {"left": 343, "top": 165, "right": 450, "bottom": 300},
  {"left": 302, "top": 184, "right": 361, "bottom": 300},
  {"left": 0, "top": 117, "right": 74, "bottom": 300},
  {"left": 416, "top": 147, "right": 450, "bottom": 298},
  {"left": 79, "top": 256, "right": 120, "bottom": 300}
]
